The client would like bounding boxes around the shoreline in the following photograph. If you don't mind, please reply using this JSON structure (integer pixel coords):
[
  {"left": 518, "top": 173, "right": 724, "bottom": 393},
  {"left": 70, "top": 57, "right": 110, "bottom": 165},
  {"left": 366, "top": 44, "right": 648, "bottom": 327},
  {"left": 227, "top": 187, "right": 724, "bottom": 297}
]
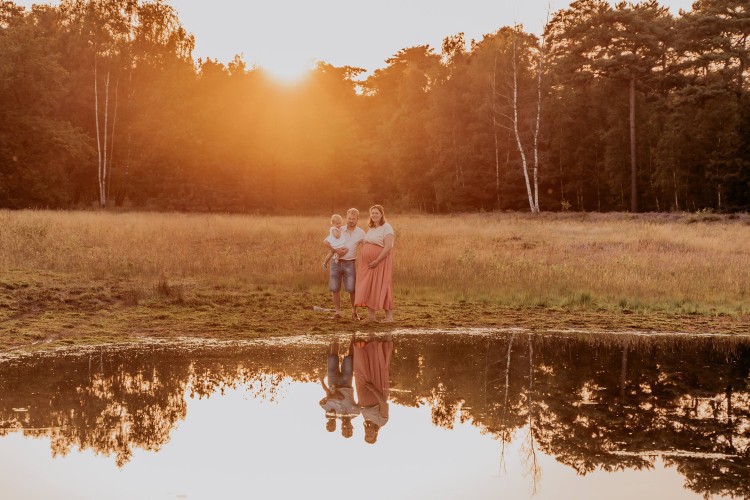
[{"left": 2, "top": 288, "right": 749, "bottom": 354}]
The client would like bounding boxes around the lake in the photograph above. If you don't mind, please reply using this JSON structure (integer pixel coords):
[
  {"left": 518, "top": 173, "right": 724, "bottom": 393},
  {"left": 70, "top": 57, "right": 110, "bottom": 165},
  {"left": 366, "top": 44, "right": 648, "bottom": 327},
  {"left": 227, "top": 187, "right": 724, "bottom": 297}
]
[{"left": 0, "top": 330, "right": 747, "bottom": 499}]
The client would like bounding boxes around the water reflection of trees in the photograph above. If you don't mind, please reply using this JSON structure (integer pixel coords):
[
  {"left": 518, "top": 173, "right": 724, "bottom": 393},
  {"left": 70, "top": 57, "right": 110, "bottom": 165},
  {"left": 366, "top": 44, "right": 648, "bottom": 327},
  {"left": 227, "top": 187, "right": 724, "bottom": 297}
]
[
  {"left": 0, "top": 334, "right": 748, "bottom": 497},
  {"left": 389, "top": 334, "right": 750, "bottom": 498},
  {"left": 0, "top": 345, "right": 320, "bottom": 467}
]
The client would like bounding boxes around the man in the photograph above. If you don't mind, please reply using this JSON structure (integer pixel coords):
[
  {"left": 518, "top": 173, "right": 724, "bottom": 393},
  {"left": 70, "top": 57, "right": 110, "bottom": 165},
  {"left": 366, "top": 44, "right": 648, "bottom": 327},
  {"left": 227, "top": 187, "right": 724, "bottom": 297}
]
[
  {"left": 319, "top": 335, "right": 360, "bottom": 438},
  {"left": 324, "top": 208, "right": 365, "bottom": 320}
]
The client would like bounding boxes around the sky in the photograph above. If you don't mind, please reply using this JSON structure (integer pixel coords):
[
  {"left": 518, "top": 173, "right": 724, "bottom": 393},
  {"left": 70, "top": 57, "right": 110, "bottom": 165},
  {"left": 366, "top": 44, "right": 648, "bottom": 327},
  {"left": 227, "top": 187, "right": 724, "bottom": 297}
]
[
  {"left": 18, "top": 0, "right": 696, "bottom": 80},
  {"left": 0, "top": 380, "right": 709, "bottom": 499}
]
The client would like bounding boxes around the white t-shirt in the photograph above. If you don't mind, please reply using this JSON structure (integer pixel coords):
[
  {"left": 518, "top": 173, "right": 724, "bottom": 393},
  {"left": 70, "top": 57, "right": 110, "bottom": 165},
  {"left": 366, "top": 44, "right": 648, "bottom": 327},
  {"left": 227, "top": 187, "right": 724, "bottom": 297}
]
[
  {"left": 325, "top": 226, "right": 347, "bottom": 249},
  {"left": 338, "top": 226, "right": 366, "bottom": 261},
  {"left": 361, "top": 404, "right": 388, "bottom": 427},
  {"left": 321, "top": 388, "right": 361, "bottom": 417},
  {"left": 363, "top": 223, "right": 395, "bottom": 247}
]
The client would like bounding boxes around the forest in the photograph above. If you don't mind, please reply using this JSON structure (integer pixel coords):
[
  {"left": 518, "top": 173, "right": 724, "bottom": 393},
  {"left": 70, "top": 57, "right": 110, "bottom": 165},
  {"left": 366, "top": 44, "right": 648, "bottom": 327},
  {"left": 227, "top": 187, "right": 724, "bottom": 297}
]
[{"left": 0, "top": 0, "right": 748, "bottom": 212}]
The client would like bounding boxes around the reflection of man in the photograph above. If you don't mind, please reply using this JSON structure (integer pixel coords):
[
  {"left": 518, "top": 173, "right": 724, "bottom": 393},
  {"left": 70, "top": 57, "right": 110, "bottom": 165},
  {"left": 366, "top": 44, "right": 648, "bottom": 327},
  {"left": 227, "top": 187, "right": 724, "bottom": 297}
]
[
  {"left": 324, "top": 208, "right": 365, "bottom": 320},
  {"left": 319, "top": 335, "right": 360, "bottom": 438}
]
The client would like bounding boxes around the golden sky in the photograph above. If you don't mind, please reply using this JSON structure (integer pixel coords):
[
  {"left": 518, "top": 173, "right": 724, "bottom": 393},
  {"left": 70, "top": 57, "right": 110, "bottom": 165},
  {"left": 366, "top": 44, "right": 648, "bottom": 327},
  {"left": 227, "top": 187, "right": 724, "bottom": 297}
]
[
  {"left": 18, "top": 0, "right": 696, "bottom": 80},
  {"left": 170, "top": 0, "right": 695, "bottom": 79}
]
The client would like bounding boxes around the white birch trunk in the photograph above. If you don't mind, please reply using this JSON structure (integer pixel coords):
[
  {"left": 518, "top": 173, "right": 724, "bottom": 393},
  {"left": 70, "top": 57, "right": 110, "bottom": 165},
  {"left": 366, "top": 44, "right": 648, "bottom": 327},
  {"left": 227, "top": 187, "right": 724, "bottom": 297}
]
[
  {"left": 524, "top": 335, "right": 540, "bottom": 494},
  {"left": 532, "top": 45, "right": 542, "bottom": 214},
  {"left": 512, "top": 39, "right": 538, "bottom": 214},
  {"left": 94, "top": 54, "right": 104, "bottom": 208},
  {"left": 498, "top": 333, "right": 515, "bottom": 474}
]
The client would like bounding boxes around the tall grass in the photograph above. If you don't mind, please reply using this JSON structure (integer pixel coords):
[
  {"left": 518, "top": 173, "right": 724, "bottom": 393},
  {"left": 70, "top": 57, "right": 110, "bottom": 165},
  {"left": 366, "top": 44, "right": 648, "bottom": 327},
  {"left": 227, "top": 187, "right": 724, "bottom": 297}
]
[{"left": 1, "top": 210, "right": 749, "bottom": 313}]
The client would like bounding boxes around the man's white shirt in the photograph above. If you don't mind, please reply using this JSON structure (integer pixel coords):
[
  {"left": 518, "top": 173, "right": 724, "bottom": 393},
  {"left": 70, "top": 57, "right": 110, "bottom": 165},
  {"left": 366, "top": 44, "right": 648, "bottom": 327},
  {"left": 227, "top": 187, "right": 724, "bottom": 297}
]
[{"left": 338, "top": 226, "right": 366, "bottom": 261}]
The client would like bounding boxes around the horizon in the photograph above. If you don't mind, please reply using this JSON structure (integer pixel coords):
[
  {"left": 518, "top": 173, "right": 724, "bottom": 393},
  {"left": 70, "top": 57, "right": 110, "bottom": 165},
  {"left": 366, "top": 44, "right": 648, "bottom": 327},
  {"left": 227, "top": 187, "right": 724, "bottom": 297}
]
[{"left": 15, "top": 0, "right": 695, "bottom": 80}]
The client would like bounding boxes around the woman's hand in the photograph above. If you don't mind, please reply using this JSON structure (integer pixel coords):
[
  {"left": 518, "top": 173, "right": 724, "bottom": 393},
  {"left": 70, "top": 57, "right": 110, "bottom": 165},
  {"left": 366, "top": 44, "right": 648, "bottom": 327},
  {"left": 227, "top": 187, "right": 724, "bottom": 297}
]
[
  {"left": 367, "top": 259, "right": 380, "bottom": 269},
  {"left": 365, "top": 382, "right": 387, "bottom": 404}
]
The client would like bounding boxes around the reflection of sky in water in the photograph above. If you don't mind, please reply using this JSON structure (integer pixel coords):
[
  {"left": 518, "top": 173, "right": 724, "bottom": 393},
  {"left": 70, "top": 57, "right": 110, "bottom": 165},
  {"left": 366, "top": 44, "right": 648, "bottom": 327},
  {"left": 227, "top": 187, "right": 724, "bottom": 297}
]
[
  {"left": 0, "top": 377, "right": 712, "bottom": 499},
  {"left": 0, "top": 332, "right": 748, "bottom": 499}
]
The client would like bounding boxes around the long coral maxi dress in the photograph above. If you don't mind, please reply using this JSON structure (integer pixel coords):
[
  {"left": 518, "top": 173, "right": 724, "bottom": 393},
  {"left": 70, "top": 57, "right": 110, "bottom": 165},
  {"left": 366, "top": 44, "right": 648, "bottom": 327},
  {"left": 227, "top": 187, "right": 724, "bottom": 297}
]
[
  {"left": 353, "top": 339, "right": 394, "bottom": 413},
  {"left": 354, "top": 226, "right": 394, "bottom": 311}
]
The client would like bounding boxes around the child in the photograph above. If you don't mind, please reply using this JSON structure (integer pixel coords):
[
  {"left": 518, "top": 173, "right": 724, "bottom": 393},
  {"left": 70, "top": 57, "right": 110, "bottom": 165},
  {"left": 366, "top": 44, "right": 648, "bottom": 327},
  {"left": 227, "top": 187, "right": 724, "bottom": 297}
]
[{"left": 322, "top": 214, "right": 347, "bottom": 270}]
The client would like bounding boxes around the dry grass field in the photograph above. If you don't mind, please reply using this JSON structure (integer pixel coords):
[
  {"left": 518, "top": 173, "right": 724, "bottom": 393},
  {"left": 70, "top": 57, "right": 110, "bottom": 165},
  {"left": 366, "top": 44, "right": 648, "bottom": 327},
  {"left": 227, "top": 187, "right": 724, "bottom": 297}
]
[{"left": 1, "top": 209, "right": 749, "bottom": 350}]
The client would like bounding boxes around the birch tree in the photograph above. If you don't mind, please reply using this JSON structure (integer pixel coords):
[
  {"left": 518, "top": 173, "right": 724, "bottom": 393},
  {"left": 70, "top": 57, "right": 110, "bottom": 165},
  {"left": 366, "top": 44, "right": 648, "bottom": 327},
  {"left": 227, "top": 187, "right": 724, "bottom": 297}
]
[
  {"left": 521, "top": 334, "right": 541, "bottom": 494},
  {"left": 509, "top": 27, "right": 543, "bottom": 214},
  {"left": 471, "top": 28, "right": 543, "bottom": 212},
  {"left": 94, "top": 1, "right": 136, "bottom": 208},
  {"left": 511, "top": 33, "right": 541, "bottom": 214},
  {"left": 63, "top": 0, "right": 135, "bottom": 207}
]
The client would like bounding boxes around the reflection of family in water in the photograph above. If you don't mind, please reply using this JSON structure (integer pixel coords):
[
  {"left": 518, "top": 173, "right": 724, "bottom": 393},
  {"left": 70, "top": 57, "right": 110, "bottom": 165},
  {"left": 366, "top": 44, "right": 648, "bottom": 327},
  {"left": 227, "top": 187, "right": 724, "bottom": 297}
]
[{"left": 320, "top": 333, "right": 393, "bottom": 444}]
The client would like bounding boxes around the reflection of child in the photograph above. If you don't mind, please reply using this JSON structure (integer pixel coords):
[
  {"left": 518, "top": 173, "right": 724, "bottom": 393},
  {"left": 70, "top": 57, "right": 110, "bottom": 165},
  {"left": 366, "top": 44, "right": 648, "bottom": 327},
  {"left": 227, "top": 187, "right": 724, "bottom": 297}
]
[
  {"left": 322, "top": 214, "right": 346, "bottom": 270},
  {"left": 319, "top": 336, "right": 360, "bottom": 438}
]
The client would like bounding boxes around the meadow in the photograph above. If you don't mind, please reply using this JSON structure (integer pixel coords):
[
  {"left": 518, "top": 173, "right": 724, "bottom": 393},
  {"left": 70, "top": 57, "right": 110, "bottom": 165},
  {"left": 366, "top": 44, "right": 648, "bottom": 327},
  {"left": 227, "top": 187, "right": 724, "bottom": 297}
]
[{"left": 1, "top": 210, "right": 749, "bottom": 350}]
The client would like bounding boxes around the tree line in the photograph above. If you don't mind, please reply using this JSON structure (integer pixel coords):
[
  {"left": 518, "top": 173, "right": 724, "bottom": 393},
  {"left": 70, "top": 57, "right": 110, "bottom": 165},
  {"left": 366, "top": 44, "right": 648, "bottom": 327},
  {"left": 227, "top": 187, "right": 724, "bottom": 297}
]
[{"left": 0, "top": 0, "right": 748, "bottom": 212}]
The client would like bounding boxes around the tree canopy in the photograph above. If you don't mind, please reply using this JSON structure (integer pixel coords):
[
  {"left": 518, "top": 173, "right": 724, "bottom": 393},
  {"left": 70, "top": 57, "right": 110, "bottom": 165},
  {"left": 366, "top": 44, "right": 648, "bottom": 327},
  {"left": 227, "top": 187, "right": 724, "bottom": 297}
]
[{"left": 0, "top": 0, "right": 748, "bottom": 212}]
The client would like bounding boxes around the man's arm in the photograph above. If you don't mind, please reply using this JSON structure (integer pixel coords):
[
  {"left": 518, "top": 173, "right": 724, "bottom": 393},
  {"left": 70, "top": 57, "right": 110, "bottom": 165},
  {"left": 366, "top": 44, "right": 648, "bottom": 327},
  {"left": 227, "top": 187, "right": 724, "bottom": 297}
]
[
  {"left": 319, "top": 377, "right": 333, "bottom": 397},
  {"left": 323, "top": 239, "right": 347, "bottom": 256}
]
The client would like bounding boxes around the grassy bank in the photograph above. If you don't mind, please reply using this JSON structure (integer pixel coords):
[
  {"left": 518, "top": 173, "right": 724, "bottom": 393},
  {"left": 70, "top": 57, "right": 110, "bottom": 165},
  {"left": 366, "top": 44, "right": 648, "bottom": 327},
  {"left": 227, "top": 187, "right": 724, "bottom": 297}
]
[{"left": 1, "top": 210, "right": 749, "bottom": 350}]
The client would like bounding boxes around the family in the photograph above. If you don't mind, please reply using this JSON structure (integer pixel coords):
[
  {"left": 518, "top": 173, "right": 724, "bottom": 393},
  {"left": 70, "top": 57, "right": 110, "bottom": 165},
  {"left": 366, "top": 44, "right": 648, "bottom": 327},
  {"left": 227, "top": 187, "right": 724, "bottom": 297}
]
[
  {"left": 322, "top": 205, "right": 394, "bottom": 322},
  {"left": 319, "top": 334, "right": 394, "bottom": 444}
]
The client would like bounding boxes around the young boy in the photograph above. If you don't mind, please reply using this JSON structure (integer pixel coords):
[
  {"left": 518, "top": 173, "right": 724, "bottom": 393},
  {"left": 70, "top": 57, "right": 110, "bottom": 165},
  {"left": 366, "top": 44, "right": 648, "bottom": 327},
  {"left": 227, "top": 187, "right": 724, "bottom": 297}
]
[{"left": 322, "top": 214, "right": 347, "bottom": 270}]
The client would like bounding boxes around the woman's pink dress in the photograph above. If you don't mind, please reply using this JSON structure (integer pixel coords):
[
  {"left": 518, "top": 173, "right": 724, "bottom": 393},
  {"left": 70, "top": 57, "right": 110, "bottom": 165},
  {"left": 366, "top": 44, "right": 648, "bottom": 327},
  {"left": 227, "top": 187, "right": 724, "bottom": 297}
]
[
  {"left": 353, "top": 340, "right": 393, "bottom": 407},
  {"left": 354, "top": 242, "right": 394, "bottom": 311}
]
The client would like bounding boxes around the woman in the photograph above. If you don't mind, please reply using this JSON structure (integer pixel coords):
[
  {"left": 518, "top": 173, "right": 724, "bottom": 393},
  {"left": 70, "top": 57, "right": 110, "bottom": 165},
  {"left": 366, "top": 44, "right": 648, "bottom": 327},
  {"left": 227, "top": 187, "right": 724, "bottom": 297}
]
[
  {"left": 352, "top": 334, "right": 393, "bottom": 444},
  {"left": 354, "top": 205, "right": 394, "bottom": 322}
]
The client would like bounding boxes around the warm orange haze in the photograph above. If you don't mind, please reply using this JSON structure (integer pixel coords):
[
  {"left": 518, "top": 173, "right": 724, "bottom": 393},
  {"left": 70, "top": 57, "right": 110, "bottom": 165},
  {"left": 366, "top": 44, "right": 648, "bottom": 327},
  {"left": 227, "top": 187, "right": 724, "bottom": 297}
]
[
  {"left": 2, "top": 1, "right": 750, "bottom": 498},
  {"left": 4, "top": 0, "right": 741, "bottom": 213},
  {"left": 22, "top": 0, "right": 698, "bottom": 76},
  {"left": 14, "top": 0, "right": 696, "bottom": 82}
]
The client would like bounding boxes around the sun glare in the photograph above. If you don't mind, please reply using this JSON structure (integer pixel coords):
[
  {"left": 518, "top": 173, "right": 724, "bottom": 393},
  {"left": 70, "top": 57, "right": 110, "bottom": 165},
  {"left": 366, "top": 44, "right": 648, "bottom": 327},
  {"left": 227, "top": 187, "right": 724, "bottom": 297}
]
[{"left": 260, "top": 56, "right": 314, "bottom": 83}]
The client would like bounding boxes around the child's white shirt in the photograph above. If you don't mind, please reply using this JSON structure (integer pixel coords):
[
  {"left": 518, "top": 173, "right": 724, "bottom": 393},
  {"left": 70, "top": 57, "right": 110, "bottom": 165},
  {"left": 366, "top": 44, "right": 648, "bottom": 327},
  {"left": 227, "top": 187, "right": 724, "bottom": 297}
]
[{"left": 325, "top": 227, "right": 347, "bottom": 249}]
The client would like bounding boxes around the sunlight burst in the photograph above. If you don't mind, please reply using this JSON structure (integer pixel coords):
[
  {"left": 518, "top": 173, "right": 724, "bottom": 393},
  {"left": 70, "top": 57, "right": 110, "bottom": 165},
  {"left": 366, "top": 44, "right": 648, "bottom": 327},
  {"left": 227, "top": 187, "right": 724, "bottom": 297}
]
[{"left": 260, "top": 55, "right": 314, "bottom": 83}]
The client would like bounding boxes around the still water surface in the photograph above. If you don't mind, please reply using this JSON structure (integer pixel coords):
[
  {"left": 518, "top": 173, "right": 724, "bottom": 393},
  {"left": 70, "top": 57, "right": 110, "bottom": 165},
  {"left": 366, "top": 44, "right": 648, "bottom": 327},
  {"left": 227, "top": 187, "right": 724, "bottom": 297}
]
[{"left": 0, "top": 331, "right": 748, "bottom": 499}]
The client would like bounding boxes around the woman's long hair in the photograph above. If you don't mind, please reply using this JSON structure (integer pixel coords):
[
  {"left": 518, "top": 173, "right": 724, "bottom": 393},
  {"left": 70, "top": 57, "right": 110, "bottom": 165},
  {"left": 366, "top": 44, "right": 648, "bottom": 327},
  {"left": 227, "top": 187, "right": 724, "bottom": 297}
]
[{"left": 368, "top": 205, "right": 387, "bottom": 228}]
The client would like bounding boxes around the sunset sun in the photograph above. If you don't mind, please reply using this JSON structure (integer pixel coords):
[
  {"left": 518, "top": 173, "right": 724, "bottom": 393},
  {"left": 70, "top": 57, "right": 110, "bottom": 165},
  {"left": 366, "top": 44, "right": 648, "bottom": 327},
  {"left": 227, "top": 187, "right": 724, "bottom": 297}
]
[{"left": 260, "top": 55, "right": 314, "bottom": 83}]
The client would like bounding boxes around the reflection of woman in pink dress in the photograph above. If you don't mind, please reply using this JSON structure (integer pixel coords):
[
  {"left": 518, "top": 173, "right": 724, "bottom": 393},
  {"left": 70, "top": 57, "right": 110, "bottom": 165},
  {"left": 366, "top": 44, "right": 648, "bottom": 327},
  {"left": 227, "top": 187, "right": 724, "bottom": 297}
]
[
  {"left": 354, "top": 205, "right": 394, "bottom": 322},
  {"left": 353, "top": 334, "right": 393, "bottom": 444}
]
